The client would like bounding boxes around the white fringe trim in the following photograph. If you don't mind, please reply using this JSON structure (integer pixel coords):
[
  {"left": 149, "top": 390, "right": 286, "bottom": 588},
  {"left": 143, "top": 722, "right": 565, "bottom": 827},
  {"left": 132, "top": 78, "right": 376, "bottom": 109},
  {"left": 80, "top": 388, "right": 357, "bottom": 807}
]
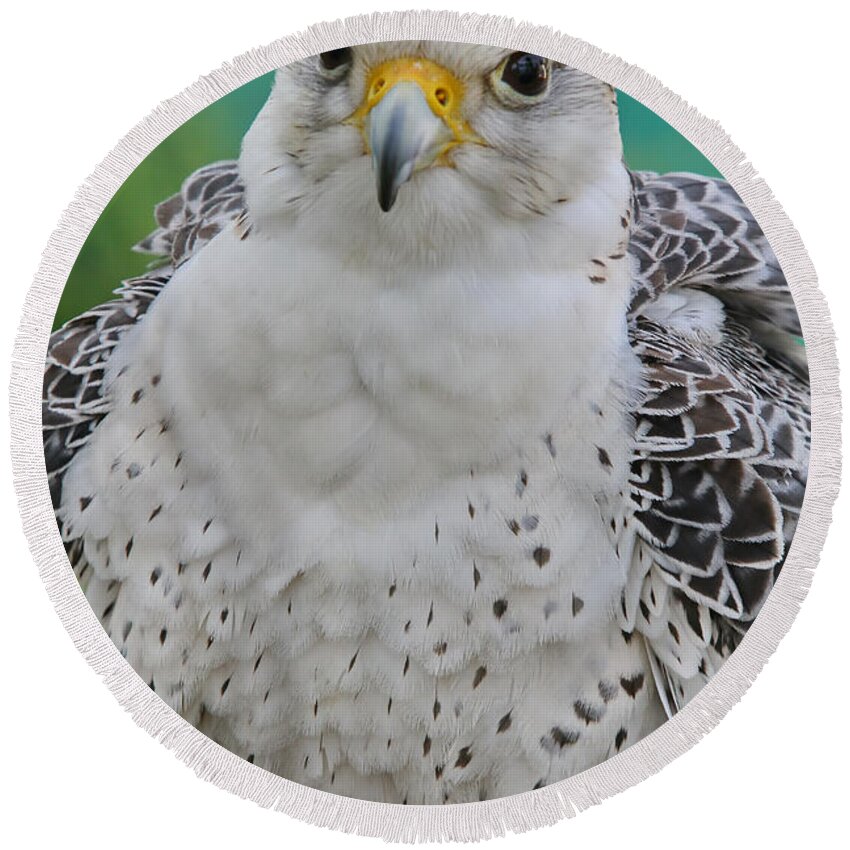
[{"left": 8, "top": 9, "right": 841, "bottom": 842}]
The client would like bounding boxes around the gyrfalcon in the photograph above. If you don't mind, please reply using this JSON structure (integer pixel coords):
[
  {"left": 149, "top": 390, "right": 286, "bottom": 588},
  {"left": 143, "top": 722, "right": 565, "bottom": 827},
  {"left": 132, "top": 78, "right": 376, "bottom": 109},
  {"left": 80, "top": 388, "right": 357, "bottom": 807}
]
[{"left": 43, "top": 42, "right": 809, "bottom": 804}]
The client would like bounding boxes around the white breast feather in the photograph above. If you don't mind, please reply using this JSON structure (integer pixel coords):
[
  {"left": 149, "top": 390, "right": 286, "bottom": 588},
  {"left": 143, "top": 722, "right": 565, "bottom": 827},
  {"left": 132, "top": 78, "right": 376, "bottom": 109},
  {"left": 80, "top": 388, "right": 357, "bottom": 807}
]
[{"left": 60, "top": 173, "right": 666, "bottom": 801}]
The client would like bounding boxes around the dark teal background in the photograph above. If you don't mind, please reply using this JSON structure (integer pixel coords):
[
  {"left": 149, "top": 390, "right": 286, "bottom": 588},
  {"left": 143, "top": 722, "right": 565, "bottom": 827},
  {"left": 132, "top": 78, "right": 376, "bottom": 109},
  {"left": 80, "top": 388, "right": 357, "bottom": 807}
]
[{"left": 55, "top": 73, "right": 721, "bottom": 328}]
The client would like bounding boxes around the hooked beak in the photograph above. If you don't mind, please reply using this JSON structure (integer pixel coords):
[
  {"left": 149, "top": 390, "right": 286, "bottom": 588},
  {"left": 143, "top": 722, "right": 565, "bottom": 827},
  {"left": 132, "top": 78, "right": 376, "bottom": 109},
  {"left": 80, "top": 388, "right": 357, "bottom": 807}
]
[
  {"left": 369, "top": 82, "right": 452, "bottom": 212},
  {"left": 346, "top": 57, "right": 481, "bottom": 212}
]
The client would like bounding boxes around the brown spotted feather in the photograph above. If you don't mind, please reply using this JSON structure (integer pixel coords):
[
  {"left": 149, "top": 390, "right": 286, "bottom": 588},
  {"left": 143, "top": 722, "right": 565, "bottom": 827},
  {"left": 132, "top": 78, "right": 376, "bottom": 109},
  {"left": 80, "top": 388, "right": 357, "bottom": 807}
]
[{"left": 43, "top": 163, "right": 809, "bottom": 720}]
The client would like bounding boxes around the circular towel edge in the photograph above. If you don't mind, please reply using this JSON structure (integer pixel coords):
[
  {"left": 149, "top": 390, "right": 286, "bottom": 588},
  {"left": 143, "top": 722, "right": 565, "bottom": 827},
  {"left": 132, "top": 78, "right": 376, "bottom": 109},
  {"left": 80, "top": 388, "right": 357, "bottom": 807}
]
[{"left": 8, "top": 9, "right": 842, "bottom": 843}]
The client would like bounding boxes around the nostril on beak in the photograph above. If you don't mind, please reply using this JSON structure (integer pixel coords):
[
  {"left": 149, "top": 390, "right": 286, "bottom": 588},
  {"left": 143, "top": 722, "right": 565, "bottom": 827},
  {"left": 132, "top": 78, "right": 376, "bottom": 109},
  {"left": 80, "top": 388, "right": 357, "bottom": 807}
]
[{"left": 367, "top": 81, "right": 455, "bottom": 212}]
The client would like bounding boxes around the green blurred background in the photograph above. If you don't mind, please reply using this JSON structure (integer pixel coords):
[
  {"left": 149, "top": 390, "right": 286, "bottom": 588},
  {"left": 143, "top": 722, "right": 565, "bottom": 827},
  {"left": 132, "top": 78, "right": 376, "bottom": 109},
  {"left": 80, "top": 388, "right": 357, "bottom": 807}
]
[{"left": 54, "top": 74, "right": 721, "bottom": 329}]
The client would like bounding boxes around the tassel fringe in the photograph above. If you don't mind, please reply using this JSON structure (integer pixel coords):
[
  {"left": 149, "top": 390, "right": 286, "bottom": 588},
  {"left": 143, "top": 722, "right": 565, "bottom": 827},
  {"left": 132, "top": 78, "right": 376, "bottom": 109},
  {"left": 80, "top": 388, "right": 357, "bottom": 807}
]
[{"left": 8, "top": 10, "right": 841, "bottom": 842}]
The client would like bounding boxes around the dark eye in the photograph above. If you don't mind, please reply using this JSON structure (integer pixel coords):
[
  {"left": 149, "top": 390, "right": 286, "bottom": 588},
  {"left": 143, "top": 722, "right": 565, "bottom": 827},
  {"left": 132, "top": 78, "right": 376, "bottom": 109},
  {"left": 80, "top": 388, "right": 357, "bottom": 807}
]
[
  {"left": 500, "top": 53, "right": 550, "bottom": 97},
  {"left": 319, "top": 48, "right": 353, "bottom": 74}
]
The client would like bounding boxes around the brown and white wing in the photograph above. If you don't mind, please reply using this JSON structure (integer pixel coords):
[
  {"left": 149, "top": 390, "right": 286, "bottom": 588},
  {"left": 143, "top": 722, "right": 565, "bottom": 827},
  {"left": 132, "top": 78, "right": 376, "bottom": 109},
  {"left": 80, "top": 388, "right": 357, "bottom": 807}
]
[
  {"left": 44, "top": 160, "right": 246, "bottom": 563},
  {"left": 134, "top": 161, "right": 245, "bottom": 265},
  {"left": 622, "top": 171, "right": 810, "bottom": 713}
]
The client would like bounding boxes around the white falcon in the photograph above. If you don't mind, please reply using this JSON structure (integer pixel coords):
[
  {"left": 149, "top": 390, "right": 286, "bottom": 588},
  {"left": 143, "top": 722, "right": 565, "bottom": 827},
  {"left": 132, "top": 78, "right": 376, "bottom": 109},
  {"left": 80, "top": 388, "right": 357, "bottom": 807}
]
[{"left": 44, "top": 42, "right": 809, "bottom": 804}]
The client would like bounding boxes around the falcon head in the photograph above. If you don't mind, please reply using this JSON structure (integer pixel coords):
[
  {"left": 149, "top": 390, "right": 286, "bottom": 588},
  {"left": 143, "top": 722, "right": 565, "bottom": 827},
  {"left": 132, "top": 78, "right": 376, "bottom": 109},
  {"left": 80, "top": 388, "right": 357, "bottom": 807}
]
[{"left": 241, "top": 42, "right": 631, "bottom": 258}]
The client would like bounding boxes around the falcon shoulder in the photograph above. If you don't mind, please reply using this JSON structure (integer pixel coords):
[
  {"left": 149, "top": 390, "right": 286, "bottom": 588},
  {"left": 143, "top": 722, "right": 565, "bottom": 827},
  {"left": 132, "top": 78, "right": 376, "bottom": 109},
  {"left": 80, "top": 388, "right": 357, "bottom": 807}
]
[
  {"left": 44, "top": 162, "right": 244, "bottom": 517},
  {"left": 623, "top": 171, "right": 810, "bottom": 713}
]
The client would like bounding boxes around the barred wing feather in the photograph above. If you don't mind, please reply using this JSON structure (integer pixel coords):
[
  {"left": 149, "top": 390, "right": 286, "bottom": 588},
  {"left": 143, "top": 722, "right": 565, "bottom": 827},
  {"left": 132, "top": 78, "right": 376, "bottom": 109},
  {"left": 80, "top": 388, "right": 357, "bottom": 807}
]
[{"left": 623, "top": 171, "right": 809, "bottom": 712}]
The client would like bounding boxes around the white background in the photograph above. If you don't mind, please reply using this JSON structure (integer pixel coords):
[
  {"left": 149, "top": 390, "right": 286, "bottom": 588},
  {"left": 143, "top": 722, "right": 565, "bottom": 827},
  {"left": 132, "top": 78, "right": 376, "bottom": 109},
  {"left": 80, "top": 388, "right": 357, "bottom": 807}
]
[{"left": 1, "top": 1, "right": 847, "bottom": 846}]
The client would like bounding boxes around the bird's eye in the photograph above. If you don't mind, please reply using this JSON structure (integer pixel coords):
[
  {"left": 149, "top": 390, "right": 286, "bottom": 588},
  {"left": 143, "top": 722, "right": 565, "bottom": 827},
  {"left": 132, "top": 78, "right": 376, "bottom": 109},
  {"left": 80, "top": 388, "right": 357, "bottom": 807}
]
[
  {"left": 493, "top": 53, "right": 551, "bottom": 103},
  {"left": 318, "top": 48, "right": 353, "bottom": 78}
]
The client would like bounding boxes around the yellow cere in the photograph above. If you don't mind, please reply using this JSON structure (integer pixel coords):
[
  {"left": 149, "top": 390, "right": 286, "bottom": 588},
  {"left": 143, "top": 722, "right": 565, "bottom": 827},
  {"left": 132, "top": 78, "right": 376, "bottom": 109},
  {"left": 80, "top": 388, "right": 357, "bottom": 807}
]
[{"left": 347, "top": 57, "right": 483, "bottom": 153}]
